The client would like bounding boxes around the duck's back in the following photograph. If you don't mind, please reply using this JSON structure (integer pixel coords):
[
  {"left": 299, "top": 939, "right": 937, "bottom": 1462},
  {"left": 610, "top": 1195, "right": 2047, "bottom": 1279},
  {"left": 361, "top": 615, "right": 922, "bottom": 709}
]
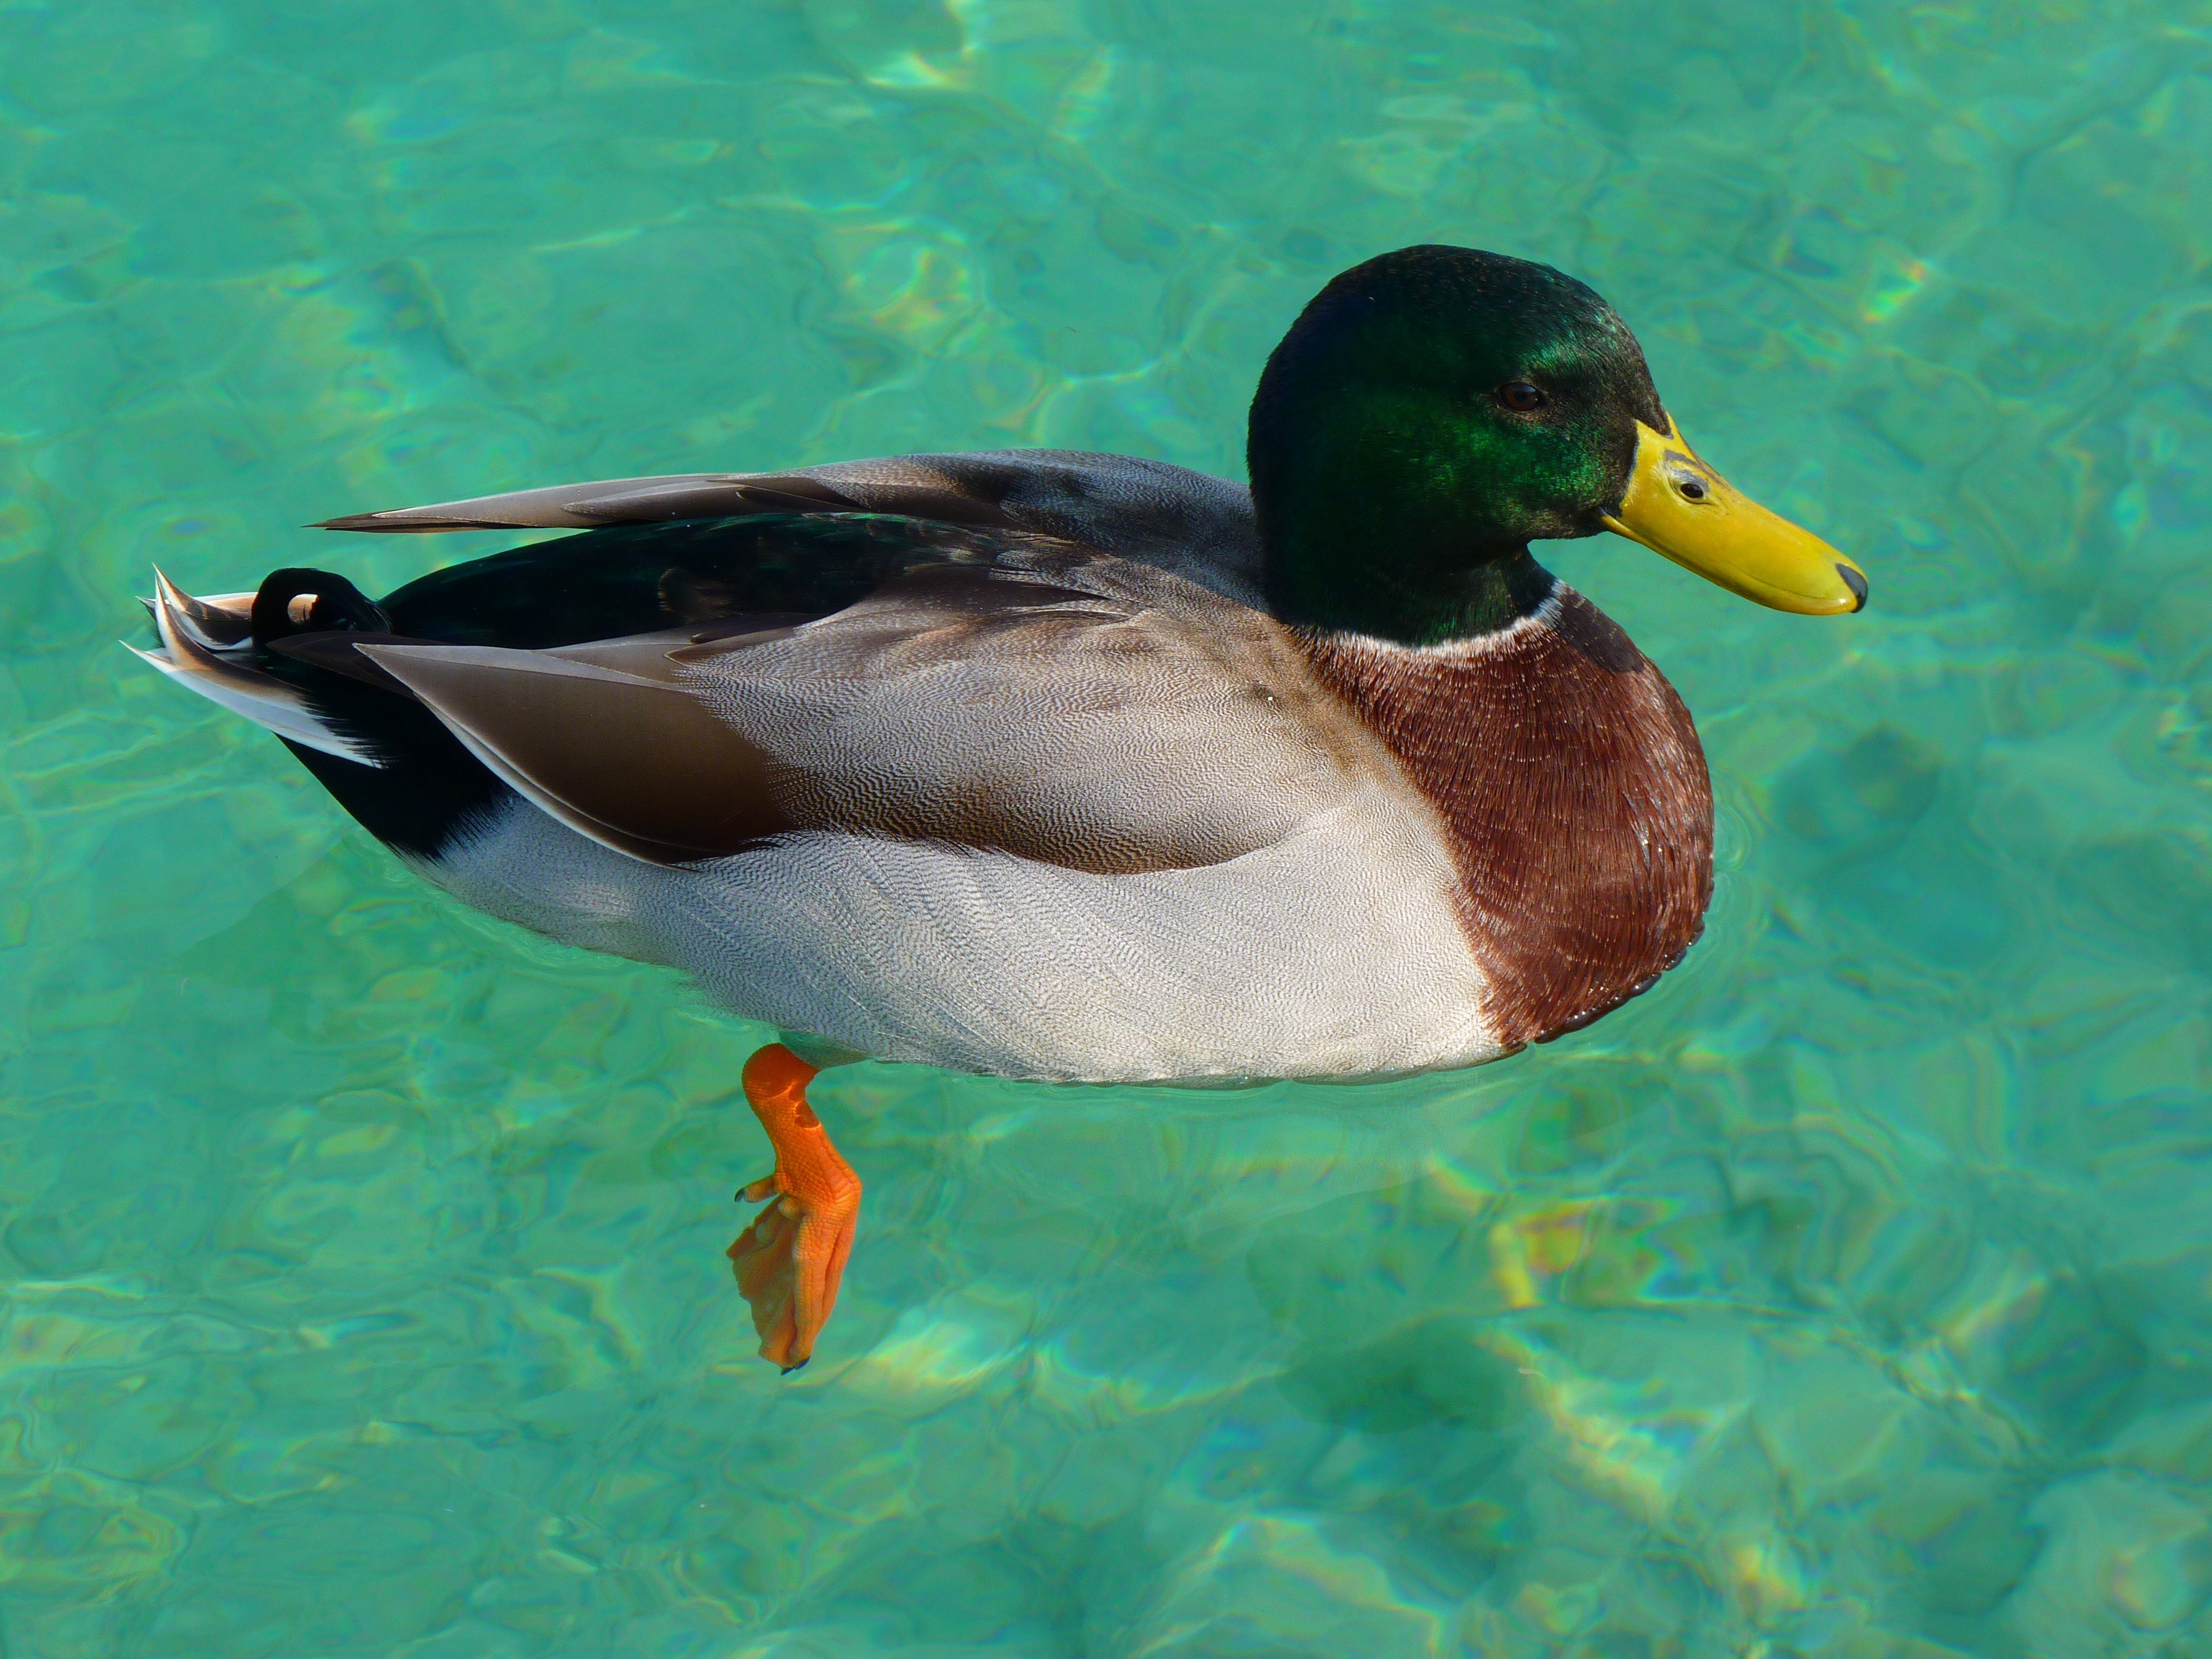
[{"left": 324, "top": 448, "right": 1266, "bottom": 609}]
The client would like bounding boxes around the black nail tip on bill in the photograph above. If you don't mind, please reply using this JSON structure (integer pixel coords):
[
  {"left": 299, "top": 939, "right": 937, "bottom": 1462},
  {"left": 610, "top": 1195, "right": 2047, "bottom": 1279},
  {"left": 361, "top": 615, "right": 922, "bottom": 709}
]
[{"left": 1837, "top": 563, "right": 1868, "bottom": 613}]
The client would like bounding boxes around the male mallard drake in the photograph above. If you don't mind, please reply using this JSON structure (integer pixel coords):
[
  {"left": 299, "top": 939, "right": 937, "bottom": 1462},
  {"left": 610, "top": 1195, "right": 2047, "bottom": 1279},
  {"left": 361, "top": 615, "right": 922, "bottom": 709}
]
[{"left": 134, "top": 246, "right": 1864, "bottom": 1368}]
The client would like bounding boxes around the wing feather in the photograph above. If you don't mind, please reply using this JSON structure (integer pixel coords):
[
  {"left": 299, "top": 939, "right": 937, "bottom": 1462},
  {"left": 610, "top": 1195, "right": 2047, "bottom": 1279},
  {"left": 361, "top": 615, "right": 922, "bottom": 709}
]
[
  {"left": 359, "top": 645, "right": 787, "bottom": 863},
  {"left": 363, "top": 555, "right": 1370, "bottom": 874},
  {"left": 317, "top": 450, "right": 1263, "bottom": 607}
]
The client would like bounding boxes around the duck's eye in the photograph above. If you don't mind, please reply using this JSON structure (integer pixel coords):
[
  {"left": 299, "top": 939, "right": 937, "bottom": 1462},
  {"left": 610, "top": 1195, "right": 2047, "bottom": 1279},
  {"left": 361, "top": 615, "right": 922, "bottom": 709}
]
[
  {"left": 1662, "top": 455, "right": 1715, "bottom": 503},
  {"left": 1495, "top": 381, "right": 1546, "bottom": 414}
]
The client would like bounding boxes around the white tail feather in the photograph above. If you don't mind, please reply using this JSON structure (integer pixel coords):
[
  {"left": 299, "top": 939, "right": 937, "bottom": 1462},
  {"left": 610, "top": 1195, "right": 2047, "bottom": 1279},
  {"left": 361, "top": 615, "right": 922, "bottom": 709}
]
[
  {"left": 131, "top": 575, "right": 385, "bottom": 765},
  {"left": 153, "top": 571, "right": 258, "bottom": 652}
]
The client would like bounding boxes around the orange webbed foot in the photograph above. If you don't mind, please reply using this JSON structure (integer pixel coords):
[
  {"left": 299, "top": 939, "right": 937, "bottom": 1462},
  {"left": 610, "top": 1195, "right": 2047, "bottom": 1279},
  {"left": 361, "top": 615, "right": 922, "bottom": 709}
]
[{"left": 726, "top": 1045, "right": 860, "bottom": 1372}]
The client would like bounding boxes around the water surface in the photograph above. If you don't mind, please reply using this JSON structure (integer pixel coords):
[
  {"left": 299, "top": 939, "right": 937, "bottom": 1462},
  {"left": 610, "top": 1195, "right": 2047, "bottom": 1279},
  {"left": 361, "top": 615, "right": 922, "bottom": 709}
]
[{"left": 3, "top": 2, "right": 2210, "bottom": 1653}]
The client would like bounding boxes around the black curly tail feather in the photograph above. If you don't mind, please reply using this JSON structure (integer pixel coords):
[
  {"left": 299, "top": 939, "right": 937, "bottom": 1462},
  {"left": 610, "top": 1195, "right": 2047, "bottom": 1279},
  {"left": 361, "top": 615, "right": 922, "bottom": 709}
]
[{"left": 223, "top": 514, "right": 992, "bottom": 859}]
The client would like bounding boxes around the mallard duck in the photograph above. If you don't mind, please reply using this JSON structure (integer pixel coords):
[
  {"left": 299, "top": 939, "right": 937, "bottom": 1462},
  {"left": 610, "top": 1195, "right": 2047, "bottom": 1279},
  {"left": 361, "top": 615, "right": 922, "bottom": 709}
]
[{"left": 133, "top": 245, "right": 1864, "bottom": 1369}]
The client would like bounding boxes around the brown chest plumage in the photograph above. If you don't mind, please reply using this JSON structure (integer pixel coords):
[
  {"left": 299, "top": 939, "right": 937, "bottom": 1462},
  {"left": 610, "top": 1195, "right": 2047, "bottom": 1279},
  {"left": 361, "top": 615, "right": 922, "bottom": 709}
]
[{"left": 1302, "top": 588, "right": 1714, "bottom": 1049}]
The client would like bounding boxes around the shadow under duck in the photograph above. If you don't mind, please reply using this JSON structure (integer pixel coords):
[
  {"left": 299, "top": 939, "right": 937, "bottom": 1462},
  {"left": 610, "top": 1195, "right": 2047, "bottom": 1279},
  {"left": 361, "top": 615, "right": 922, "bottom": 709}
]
[{"left": 134, "top": 246, "right": 1866, "bottom": 1370}]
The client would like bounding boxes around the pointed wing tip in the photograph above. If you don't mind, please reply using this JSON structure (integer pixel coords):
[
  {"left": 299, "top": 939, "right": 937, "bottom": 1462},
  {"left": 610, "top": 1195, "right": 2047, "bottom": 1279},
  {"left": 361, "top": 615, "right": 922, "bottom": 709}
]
[{"left": 315, "top": 513, "right": 518, "bottom": 533}]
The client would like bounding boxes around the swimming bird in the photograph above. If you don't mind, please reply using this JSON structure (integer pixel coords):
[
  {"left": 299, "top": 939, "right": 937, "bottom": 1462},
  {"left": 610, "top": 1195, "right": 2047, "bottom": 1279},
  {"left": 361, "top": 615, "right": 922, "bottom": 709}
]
[{"left": 133, "top": 246, "right": 1865, "bottom": 1370}]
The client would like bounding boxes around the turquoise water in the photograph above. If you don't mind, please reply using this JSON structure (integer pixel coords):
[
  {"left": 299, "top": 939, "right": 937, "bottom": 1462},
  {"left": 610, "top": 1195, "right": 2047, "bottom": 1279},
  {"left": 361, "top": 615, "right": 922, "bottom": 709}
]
[{"left": 4, "top": 0, "right": 2210, "bottom": 1651}]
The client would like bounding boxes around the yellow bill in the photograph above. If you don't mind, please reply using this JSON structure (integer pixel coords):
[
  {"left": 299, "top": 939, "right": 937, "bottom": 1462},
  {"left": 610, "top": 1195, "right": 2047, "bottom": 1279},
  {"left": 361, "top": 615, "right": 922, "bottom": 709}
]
[{"left": 1601, "top": 419, "right": 1866, "bottom": 615}]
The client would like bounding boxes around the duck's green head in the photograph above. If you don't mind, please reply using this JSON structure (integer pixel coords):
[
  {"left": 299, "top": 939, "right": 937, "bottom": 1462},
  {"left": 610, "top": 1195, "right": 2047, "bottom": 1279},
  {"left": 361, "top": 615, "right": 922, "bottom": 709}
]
[{"left": 1248, "top": 244, "right": 1866, "bottom": 645}]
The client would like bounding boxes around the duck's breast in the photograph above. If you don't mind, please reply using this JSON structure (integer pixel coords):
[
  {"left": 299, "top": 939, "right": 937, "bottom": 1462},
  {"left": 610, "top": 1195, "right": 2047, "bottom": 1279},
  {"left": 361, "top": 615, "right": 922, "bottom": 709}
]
[{"left": 1301, "top": 585, "right": 1715, "bottom": 1049}]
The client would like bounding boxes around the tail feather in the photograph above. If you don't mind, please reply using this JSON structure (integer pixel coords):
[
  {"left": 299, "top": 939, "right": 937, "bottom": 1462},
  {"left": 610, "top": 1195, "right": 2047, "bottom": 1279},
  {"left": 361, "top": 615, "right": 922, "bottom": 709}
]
[
  {"left": 150, "top": 572, "right": 259, "bottom": 651},
  {"left": 131, "top": 572, "right": 384, "bottom": 766}
]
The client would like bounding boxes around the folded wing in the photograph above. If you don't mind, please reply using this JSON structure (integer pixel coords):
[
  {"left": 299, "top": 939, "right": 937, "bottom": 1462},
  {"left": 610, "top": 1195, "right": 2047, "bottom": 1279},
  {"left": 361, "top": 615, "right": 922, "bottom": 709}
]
[
  {"left": 317, "top": 450, "right": 1264, "bottom": 608},
  {"left": 364, "top": 554, "right": 1365, "bottom": 874}
]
